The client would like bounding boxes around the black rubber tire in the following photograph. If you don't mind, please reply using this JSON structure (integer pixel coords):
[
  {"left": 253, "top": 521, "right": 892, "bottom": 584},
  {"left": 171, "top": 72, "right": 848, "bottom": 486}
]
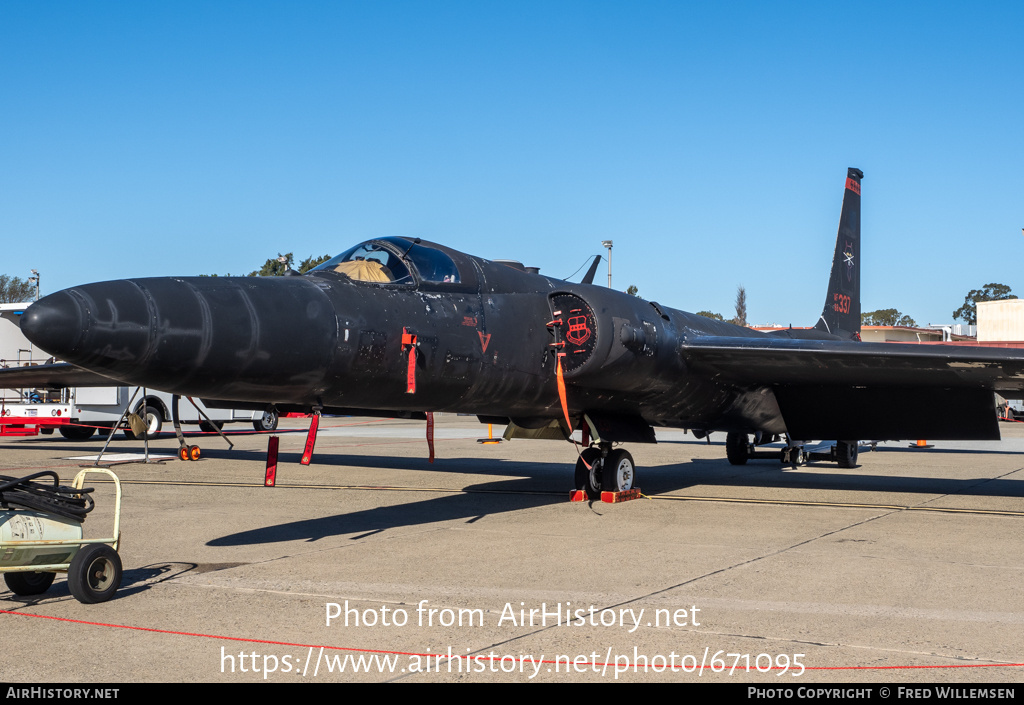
[
  {"left": 67, "top": 544, "right": 122, "bottom": 604},
  {"left": 4, "top": 571, "right": 56, "bottom": 596},
  {"left": 59, "top": 425, "right": 95, "bottom": 441},
  {"left": 603, "top": 449, "right": 636, "bottom": 492},
  {"left": 836, "top": 440, "right": 859, "bottom": 468},
  {"left": 725, "top": 432, "right": 749, "bottom": 465},
  {"left": 253, "top": 409, "right": 279, "bottom": 432},
  {"left": 92, "top": 423, "right": 116, "bottom": 439},
  {"left": 199, "top": 420, "right": 224, "bottom": 434},
  {"left": 574, "top": 447, "right": 602, "bottom": 500}
]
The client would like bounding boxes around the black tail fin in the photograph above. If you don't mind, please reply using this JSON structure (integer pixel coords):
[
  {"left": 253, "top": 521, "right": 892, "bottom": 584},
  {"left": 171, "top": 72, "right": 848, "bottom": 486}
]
[{"left": 814, "top": 167, "right": 863, "bottom": 340}]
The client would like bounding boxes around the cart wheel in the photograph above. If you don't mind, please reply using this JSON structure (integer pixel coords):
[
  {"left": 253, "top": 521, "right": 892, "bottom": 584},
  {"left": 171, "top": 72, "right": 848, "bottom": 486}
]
[
  {"left": 189, "top": 445, "right": 201, "bottom": 461},
  {"left": 4, "top": 571, "right": 56, "bottom": 596},
  {"left": 67, "top": 544, "right": 122, "bottom": 604},
  {"left": 178, "top": 445, "right": 190, "bottom": 461}
]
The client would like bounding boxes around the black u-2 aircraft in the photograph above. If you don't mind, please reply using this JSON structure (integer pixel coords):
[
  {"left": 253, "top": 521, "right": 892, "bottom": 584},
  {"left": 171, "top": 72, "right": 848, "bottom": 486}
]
[{"left": 8, "top": 168, "right": 1024, "bottom": 498}]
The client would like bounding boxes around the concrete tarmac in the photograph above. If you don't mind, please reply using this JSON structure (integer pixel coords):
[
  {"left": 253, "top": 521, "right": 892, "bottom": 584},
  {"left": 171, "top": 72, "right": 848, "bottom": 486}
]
[{"left": 2, "top": 415, "right": 1023, "bottom": 683}]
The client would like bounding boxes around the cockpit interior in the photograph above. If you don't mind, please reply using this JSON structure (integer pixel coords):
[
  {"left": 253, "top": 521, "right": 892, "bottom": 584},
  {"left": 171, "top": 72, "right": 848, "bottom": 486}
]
[{"left": 309, "top": 237, "right": 461, "bottom": 285}]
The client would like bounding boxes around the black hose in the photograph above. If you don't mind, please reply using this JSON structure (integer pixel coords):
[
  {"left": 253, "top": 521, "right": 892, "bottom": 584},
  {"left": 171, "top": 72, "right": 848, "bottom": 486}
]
[{"left": 0, "top": 471, "right": 94, "bottom": 522}]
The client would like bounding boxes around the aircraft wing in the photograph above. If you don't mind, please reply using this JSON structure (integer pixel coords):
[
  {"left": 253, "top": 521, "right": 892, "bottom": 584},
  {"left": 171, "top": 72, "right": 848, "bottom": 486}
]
[
  {"left": 0, "top": 362, "right": 121, "bottom": 390},
  {"left": 683, "top": 336, "right": 1024, "bottom": 389},
  {"left": 682, "top": 337, "right": 1024, "bottom": 440}
]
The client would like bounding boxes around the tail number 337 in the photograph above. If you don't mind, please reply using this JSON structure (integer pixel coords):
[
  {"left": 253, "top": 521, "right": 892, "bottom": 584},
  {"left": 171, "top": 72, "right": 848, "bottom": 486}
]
[{"left": 833, "top": 293, "right": 851, "bottom": 314}]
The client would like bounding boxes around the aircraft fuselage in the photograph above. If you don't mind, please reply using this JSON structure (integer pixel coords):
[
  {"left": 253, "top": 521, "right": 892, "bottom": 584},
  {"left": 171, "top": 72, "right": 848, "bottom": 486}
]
[{"left": 21, "top": 253, "right": 780, "bottom": 437}]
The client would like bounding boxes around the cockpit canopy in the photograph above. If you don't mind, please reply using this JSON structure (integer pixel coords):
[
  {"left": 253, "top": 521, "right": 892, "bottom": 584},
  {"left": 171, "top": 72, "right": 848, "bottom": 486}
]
[{"left": 308, "top": 237, "right": 461, "bottom": 285}]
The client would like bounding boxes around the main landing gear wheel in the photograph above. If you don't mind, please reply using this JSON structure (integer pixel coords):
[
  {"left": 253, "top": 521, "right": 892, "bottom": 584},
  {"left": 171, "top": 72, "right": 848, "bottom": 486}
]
[
  {"left": 836, "top": 440, "right": 859, "bottom": 468},
  {"left": 574, "top": 447, "right": 602, "bottom": 501},
  {"left": 725, "top": 432, "right": 749, "bottom": 465},
  {"left": 3, "top": 571, "right": 56, "bottom": 596},
  {"left": 603, "top": 449, "right": 636, "bottom": 493},
  {"left": 67, "top": 544, "right": 122, "bottom": 604}
]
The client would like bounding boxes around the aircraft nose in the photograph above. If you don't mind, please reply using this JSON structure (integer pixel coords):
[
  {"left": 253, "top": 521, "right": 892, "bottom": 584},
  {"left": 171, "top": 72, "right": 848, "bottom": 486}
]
[
  {"left": 21, "top": 290, "right": 87, "bottom": 359},
  {"left": 21, "top": 276, "right": 338, "bottom": 401}
]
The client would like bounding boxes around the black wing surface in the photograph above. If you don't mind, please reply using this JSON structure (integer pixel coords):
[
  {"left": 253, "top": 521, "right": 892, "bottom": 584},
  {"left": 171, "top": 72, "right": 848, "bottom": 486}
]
[
  {"left": 683, "top": 336, "right": 1024, "bottom": 440},
  {"left": 0, "top": 362, "right": 120, "bottom": 389}
]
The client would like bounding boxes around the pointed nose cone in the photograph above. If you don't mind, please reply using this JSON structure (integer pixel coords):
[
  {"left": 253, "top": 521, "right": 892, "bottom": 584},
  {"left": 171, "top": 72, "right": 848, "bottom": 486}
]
[
  {"left": 21, "top": 291, "right": 86, "bottom": 359},
  {"left": 20, "top": 276, "right": 339, "bottom": 402}
]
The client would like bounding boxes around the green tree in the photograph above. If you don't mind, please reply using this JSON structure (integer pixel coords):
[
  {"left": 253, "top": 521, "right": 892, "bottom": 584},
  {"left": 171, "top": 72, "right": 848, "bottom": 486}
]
[
  {"left": 953, "top": 283, "right": 1017, "bottom": 325},
  {"left": 861, "top": 308, "right": 917, "bottom": 327},
  {"left": 248, "top": 253, "right": 332, "bottom": 277},
  {"left": 0, "top": 274, "right": 34, "bottom": 303},
  {"left": 730, "top": 285, "right": 747, "bottom": 327},
  {"left": 696, "top": 310, "right": 724, "bottom": 321},
  {"left": 625, "top": 284, "right": 639, "bottom": 297},
  {"left": 250, "top": 253, "right": 294, "bottom": 277},
  {"left": 298, "top": 254, "right": 331, "bottom": 273}
]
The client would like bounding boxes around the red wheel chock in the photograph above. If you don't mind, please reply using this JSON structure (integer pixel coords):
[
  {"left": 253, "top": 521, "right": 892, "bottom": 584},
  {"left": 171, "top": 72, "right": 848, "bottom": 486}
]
[{"left": 569, "top": 488, "right": 642, "bottom": 503}]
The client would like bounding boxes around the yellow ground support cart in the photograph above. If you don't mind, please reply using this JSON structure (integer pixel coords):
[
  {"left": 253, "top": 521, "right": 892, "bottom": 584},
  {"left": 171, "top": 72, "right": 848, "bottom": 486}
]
[{"left": 0, "top": 468, "right": 122, "bottom": 604}]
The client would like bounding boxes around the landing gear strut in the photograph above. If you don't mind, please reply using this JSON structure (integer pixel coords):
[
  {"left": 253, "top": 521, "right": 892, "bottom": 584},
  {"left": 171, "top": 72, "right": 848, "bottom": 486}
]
[{"left": 574, "top": 447, "right": 602, "bottom": 501}]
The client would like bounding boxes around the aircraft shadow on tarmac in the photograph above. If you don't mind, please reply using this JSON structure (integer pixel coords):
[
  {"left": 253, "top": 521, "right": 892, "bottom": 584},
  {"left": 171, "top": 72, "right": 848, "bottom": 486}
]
[
  {"left": 205, "top": 447, "right": 1024, "bottom": 549},
  {"left": 642, "top": 460, "right": 1024, "bottom": 499},
  {"left": 211, "top": 444, "right": 1024, "bottom": 501},
  {"left": 207, "top": 483, "right": 564, "bottom": 547}
]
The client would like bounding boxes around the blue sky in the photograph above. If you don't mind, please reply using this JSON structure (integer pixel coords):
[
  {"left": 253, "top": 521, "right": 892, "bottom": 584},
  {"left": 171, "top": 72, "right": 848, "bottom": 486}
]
[{"left": 2, "top": 1, "right": 1021, "bottom": 326}]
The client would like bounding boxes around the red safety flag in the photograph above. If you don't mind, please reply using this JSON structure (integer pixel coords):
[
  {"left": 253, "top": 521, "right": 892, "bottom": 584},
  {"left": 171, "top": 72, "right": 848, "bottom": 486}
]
[
  {"left": 403, "top": 328, "right": 418, "bottom": 394},
  {"left": 301, "top": 413, "right": 320, "bottom": 465},
  {"left": 426, "top": 411, "right": 435, "bottom": 463},
  {"left": 407, "top": 345, "right": 417, "bottom": 393},
  {"left": 264, "top": 435, "right": 279, "bottom": 487},
  {"left": 556, "top": 353, "right": 572, "bottom": 432}
]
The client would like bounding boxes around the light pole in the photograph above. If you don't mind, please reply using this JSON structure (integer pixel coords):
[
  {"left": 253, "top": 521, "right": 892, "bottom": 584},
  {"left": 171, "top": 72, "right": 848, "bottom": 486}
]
[{"left": 601, "top": 240, "right": 613, "bottom": 288}]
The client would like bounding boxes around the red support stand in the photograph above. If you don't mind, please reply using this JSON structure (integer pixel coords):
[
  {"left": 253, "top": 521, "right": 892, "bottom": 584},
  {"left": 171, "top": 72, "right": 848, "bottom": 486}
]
[
  {"left": 426, "top": 411, "right": 435, "bottom": 464},
  {"left": 265, "top": 435, "right": 279, "bottom": 486},
  {"left": 301, "top": 414, "right": 320, "bottom": 465}
]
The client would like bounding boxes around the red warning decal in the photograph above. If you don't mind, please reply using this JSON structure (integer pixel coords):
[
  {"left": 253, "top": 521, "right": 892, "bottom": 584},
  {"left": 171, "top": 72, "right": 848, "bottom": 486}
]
[{"left": 846, "top": 178, "right": 860, "bottom": 195}]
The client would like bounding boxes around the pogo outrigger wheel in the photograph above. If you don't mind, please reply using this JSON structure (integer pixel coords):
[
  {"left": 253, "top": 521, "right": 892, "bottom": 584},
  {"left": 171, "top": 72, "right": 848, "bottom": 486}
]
[
  {"left": 178, "top": 444, "right": 201, "bottom": 462},
  {"left": 171, "top": 394, "right": 229, "bottom": 461},
  {"left": 0, "top": 468, "right": 123, "bottom": 604}
]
